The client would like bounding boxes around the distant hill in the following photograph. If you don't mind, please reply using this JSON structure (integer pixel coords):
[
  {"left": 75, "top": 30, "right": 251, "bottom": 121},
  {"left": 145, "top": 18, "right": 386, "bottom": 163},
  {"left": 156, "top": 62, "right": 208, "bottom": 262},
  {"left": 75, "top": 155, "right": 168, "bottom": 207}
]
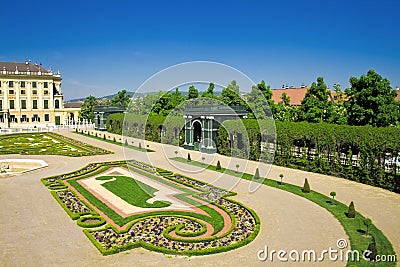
[{"left": 67, "top": 91, "right": 139, "bottom": 102}]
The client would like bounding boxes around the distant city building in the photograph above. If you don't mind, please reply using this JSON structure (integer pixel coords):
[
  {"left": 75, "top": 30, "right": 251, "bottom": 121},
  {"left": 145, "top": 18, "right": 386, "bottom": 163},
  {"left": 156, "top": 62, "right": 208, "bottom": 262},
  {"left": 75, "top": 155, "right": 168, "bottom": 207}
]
[
  {"left": 271, "top": 87, "right": 336, "bottom": 106},
  {"left": 0, "top": 61, "right": 80, "bottom": 129}
]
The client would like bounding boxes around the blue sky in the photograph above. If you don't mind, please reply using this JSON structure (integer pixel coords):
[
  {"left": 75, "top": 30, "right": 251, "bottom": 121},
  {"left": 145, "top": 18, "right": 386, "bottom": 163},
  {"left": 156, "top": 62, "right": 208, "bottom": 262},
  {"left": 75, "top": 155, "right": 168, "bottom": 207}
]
[{"left": 1, "top": 0, "right": 399, "bottom": 100}]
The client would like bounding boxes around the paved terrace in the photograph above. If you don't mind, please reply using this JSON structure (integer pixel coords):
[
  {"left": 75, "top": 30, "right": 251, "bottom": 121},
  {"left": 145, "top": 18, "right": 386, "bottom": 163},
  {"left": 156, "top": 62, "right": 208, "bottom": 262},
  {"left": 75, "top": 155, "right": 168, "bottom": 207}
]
[{"left": 0, "top": 129, "right": 399, "bottom": 267}]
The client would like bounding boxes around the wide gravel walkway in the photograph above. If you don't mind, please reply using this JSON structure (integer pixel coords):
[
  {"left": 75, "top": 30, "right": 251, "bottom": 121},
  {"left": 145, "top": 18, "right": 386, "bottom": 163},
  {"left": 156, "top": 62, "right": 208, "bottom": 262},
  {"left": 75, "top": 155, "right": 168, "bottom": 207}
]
[{"left": 1, "top": 129, "right": 398, "bottom": 266}]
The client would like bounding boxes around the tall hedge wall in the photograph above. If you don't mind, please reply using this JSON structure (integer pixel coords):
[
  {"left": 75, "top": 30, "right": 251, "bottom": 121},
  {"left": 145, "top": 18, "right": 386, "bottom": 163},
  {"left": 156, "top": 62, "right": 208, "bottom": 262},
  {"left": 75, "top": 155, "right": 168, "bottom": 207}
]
[
  {"left": 106, "top": 113, "right": 184, "bottom": 146},
  {"left": 106, "top": 113, "right": 400, "bottom": 192},
  {"left": 218, "top": 120, "right": 400, "bottom": 193}
]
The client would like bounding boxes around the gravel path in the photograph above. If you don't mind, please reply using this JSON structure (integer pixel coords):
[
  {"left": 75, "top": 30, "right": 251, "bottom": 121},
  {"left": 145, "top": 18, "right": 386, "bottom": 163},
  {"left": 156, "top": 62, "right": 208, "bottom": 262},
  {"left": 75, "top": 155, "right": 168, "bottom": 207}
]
[{"left": 1, "top": 129, "right": 398, "bottom": 266}]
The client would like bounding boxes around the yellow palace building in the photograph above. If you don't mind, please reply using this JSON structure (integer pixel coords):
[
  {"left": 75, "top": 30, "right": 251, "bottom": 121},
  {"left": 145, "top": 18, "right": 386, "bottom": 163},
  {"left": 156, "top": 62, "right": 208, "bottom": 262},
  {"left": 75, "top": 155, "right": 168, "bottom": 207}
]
[{"left": 0, "top": 61, "right": 80, "bottom": 129}]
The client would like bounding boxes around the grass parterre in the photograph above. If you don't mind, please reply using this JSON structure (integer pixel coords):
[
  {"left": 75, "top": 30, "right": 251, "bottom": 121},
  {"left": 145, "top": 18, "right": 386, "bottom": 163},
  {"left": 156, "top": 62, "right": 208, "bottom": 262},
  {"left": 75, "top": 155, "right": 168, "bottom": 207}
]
[
  {"left": 0, "top": 132, "right": 112, "bottom": 157},
  {"left": 41, "top": 160, "right": 260, "bottom": 256}
]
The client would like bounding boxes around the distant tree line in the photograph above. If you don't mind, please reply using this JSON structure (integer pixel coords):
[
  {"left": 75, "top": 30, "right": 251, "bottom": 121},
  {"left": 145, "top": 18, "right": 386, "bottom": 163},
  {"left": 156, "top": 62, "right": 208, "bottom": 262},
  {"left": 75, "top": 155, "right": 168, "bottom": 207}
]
[
  {"left": 99, "top": 69, "right": 400, "bottom": 192},
  {"left": 99, "top": 69, "right": 399, "bottom": 127}
]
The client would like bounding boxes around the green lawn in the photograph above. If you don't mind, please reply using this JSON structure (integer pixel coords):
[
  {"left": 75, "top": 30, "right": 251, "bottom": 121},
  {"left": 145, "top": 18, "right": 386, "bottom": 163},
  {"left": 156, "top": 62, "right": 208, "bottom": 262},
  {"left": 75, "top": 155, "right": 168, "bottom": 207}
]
[
  {"left": 171, "top": 157, "right": 396, "bottom": 267},
  {"left": 67, "top": 165, "right": 225, "bottom": 234},
  {"left": 0, "top": 132, "right": 111, "bottom": 157},
  {"left": 96, "top": 176, "right": 171, "bottom": 208}
]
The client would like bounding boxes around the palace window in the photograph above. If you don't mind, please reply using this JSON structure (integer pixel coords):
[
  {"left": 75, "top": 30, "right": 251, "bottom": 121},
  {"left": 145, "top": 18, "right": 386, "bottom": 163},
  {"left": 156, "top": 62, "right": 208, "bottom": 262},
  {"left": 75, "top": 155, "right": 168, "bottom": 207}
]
[
  {"left": 9, "top": 90, "right": 15, "bottom": 95},
  {"left": 0, "top": 100, "right": 2, "bottom": 110},
  {"left": 21, "top": 90, "right": 26, "bottom": 95},
  {"left": 44, "top": 100, "right": 49, "bottom": 109},
  {"left": 55, "top": 99, "right": 60, "bottom": 109},
  {"left": 21, "top": 115, "right": 29, "bottom": 122},
  {"left": 21, "top": 100, "right": 26, "bottom": 109},
  {"left": 32, "top": 114, "right": 40, "bottom": 122},
  {"left": 44, "top": 114, "right": 50, "bottom": 122},
  {"left": 33, "top": 90, "right": 37, "bottom": 95},
  {"left": 44, "top": 82, "right": 48, "bottom": 88},
  {"left": 33, "top": 100, "right": 38, "bottom": 109},
  {"left": 10, "top": 115, "right": 17, "bottom": 122},
  {"left": 44, "top": 90, "right": 49, "bottom": 95},
  {"left": 9, "top": 100, "right": 15, "bottom": 109},
  {"left": 9, "top": 81, "right": 14, "bottom": 87},
  {"left": 32, "top": 81, "right": 37, "bottom": 88},
  {"left": 20, "top": 81, "right": 26, "bottom": 87}
]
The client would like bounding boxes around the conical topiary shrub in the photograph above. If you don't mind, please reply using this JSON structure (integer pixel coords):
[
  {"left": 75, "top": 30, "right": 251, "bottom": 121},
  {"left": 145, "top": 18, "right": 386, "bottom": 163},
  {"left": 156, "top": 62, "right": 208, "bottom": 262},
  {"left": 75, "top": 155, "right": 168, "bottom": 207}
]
[
  {"left": 187, "top": 153, "right": 191, "bottom": 162},
  {"left": 216, "top": 160, "right": 221, "bottom": 170},
  {"left": 254, "top": 168, "right": 260, "bottom": 180},
  {"left": 302, "top": 178, "right": 310, "bottom": 193},
  {"left": 366, "top": 237, "right": 378, "bottom": 261},
  {"left": 139, "top": 143, "right": 142, "bottom": 149},
  {"left": 113, "top": 137, "right": 116, "bottom": 142},
  {"left": 347, "top": 201, "right": 355, "bottom": 218}
]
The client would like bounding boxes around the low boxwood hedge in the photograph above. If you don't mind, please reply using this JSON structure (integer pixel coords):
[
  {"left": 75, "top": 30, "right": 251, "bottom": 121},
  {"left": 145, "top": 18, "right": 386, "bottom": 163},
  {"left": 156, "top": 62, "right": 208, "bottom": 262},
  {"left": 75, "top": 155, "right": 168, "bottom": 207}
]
[{"left": 77, "top": 216, "right": 106, "bottom": 228}]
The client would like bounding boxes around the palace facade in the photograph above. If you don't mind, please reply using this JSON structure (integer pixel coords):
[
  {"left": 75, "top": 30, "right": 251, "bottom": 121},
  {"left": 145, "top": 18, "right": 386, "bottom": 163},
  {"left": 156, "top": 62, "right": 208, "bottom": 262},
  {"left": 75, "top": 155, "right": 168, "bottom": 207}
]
[{"left": 0, "top": 61, "right": 80, "bottom": 129}]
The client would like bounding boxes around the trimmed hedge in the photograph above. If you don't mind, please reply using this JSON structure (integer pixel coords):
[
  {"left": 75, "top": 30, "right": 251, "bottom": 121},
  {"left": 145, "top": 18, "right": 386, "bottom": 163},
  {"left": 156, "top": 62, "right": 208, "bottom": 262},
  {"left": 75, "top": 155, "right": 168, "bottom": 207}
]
[
  {"left": 218, "top": 120, "right": 400, "bottom": 193},
  {"left": 105, "top": 113, "right": 400, "bottom": 192},
  {"left": 50, "top": 190, "right": 93, "bottom": 220},
  {"left": 77, "top": 216, "right": 106, "bottom": 228}
]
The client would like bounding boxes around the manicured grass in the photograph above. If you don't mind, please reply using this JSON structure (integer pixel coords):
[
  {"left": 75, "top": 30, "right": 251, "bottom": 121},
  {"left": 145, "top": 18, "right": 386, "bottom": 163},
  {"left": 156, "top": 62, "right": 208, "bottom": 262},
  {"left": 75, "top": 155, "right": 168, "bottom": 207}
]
[
  {"left": 171, "top": 157, "right": 396, "bottom": 267},
  {"left": 0, "top": 132, "right": 111, "bottom": 156},
  {"left": 44, "top": 160, "right": 260, "bottom": 256},
  {"left": 96, "top": 176, "right": 171, "bottom": 208},
  {"left": 67, "top": 165, "right": 225, "bottom": 234},
  {"left": 73, "top": 131, "right": 154, "bottom": 152}
]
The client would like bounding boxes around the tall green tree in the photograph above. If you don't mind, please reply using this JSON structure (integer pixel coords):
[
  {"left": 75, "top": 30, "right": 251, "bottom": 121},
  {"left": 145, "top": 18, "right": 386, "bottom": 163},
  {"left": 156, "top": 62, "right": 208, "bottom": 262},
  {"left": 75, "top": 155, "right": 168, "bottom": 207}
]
[
  {"left": 110, "top": 89, "right": 131, "bottom": 107},
  {"left": 127, "top": 91, "right": 164, "bottom": 115},
  {"left": 220, "top": 80, "right": 245, "bottom": 107},
  {"left": 300, "top": 77, "right": 332, "bottom": 123},
  {"left": 281, "top": 92, "right": 291, "bottom": 106},
  {"left": 79, "top": 95, "right": 98, "bottom": 122},
  {"left": 345, "top": 69, "right": 398, "bottom": 127},
  {"left": 188, "top": 85, "right": 199, "bottom": 99},
  {"left": 201, "top": 82, "right": 217, "bottom": 99},
  {"left": 328, "top": 83, "right": 348, "bottom": 125},
  {"left": 274, "top": 93, "right": 300, "bottom": 122}
]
